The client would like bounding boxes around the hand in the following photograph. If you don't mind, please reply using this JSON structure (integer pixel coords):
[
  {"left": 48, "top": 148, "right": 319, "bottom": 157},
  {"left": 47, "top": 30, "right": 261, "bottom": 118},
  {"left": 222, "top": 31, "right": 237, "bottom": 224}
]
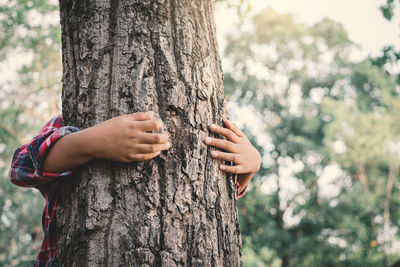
[
  {"left": 87, "top": 111, "right": 170, "bottom": 162},
  {"left": 204, "top": 119, "right": 261, "bottom": 190}
]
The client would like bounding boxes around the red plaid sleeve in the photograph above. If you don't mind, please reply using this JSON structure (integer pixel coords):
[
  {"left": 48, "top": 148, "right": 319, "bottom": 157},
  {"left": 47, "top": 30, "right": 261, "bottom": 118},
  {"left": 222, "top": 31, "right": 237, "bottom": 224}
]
[
  {"left": 9, "top": 114, "right": 80, "bottom": 188},
  {"left": 236, "top": 181, "right": 247, "bottom": 198}
]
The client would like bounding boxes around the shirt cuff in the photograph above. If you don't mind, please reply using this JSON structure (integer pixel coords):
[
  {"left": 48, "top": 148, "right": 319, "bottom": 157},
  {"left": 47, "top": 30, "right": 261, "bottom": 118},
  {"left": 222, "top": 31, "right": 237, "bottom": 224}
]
[
  {"left": 27, "top": 126, "right": 80, "bottom": 179},
  {"left": 236, "top": 181, "right": 247, "bottom": 199}
]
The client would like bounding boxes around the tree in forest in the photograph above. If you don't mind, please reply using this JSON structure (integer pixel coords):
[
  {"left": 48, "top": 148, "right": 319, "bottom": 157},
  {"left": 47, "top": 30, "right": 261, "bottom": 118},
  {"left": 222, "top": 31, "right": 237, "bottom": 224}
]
[
  {"left": 54, "top": 0, "right": 243, "bottom": 265},
  {"left": 224, "top": 7, "right": 400, "bottom": 266},
  {"left": 0, "top": 1, "right": 61, "bottom": 264}
]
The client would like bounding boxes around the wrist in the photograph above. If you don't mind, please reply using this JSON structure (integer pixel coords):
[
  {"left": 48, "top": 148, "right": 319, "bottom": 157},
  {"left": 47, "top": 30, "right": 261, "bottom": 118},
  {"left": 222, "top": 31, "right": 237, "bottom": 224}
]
[
  {"left": 80, "top": 126, "right": 102, "bottom": 159},
  {"left": 237, "top": 171, "right": 255, "bottom": 189}
]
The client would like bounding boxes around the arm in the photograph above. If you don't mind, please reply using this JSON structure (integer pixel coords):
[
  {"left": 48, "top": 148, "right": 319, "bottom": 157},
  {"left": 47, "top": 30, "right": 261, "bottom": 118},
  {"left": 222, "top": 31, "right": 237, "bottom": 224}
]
[
  {"left": 9, "top": 115, "right": 79, "bottom": 187},
  {"left": 42, "top": 111, "right": 170, "bottom": 172},
  {"left": 9, "top": 112, "right": 170, "bottom": 187},
  {"left": 204, "top": 119, "right": 261, "bottom": 198},
  {"left": 41, "top": 128, "right": 95, "bottom": 172}
]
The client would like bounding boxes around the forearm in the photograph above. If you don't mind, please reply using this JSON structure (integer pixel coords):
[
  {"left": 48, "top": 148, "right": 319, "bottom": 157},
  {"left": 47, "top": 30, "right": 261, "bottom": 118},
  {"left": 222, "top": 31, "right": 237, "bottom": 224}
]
[{"left": 42, "top": 129, "right": 95, "bottom": 173}]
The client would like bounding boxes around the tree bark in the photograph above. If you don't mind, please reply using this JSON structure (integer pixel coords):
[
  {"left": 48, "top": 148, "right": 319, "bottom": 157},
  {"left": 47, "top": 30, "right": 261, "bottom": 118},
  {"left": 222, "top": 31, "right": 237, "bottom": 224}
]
[
  {"left": 383, "top": 163, "right": 399, "bottom": 266},
  {"left": 356, "top": 163, "right": 369, "bottom": 196},
  {"left": 55, "top": 0, "right": 242, "bottom": 266}
]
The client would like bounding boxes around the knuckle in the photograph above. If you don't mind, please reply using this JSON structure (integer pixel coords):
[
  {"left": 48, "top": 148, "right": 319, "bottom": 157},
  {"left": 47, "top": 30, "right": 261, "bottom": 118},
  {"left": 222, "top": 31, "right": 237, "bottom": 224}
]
[
  {"left": 150, "top": 121, "right": 158, "bottom": 129},
  {"left": 232, "top": 154, "right": 239, "bottom": 162},
  {"left": 156, "top": 120, "right": 163, "bottom": 129},
  {"left": 129, "top": 136, "right": 139, "bottom": 144},
  {"left": 154, "top": 135, "right": 161, "bottom": 143},
  {"left": 126, "top": 154, "right": 136, "bottom": 162},
  {"left": 138, "top": 155, "right": 146, "bottom": 161},
  {"left": 226, "top": 142, "right": 233, "bottom": 150},
  {"left": 151, "top": 120, "right": 162, "bottom": 130},
  {"left": 155, "top": 135, "right": 164, "bottom": 143},
  {"left": 129, "top": 122, "right": 138, "bottom": 130}
]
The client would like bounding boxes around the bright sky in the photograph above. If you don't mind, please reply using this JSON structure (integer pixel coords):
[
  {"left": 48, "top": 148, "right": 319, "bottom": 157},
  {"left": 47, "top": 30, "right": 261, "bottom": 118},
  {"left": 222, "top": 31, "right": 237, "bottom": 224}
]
[
  {"left": 266, "top": 0, "right": 400, "bottom": 58},
  {"left": 216, "top": 0, "right": 400, "bottom": 59}
]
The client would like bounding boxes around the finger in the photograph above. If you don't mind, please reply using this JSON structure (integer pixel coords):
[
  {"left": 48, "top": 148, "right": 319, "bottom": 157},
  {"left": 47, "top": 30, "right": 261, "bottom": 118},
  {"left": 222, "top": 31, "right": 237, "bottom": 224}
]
[
  {"left": 138, "top": 133, "right": 169, "bottom": 144},
  {"left": 204, "top": 137, "right": 237, "bottom": 152},
  {"left": 131, "top": 119, "right": 163, "bottom": 132},
  {"left": 219, "top": 164, "right": 245, "bottom": 174},
  {"left": 210, "top": 151, "right": 242, "bottom": 164},
  {"left": 209, "top": 124, "right": 239, "bottom": 142},
  {"left": 126, "top": 111, "right": 153, "bottom": 121},
  {"left": 224, "top": 119, "right": 245, "bottom": 137},
  {"left": 129, "top": 151, "right": 161, "bottom": 162},
  {"left": 135, "top": 142, "right": 170, "bottom": 153}
]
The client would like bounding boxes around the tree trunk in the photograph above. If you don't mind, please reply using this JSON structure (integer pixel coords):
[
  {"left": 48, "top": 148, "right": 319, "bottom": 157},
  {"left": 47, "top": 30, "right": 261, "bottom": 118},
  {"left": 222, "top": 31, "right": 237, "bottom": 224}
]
[{"left": 55, "top": 0, "right": 242, "bottom": 266}]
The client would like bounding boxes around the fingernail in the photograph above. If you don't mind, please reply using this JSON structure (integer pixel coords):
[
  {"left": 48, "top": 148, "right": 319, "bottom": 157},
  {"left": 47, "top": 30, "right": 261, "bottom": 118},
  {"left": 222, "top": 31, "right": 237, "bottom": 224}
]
[
  {"left": 204, "top": 137, "right": 211, "bottom": 143},
  {"left": 209, "top": 124, "right": 216, "bottom": 130},
  {"left": 220, "top": 165, "right": 225, "bottom": 170},
  {"left": 166, "top": 142, "right": 171, "bottom": 148},
  {"left": 211, "top": 151, "right": 218, "bottom": 157},
  {"left": 146, "top": 111, "right": 153, "bottom": 116}
]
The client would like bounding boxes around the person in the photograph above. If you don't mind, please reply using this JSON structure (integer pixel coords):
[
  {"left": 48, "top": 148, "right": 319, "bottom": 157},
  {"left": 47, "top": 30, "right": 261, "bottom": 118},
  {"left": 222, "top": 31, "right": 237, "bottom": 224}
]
[{"left": 9, "top": 111, "right": 261, "bottom": 267}]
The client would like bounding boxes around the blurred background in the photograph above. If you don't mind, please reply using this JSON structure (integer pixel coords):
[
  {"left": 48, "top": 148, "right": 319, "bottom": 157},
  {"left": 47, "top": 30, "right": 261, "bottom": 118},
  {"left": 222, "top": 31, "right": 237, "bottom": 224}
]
[{"left": 1, "top": 0, "right": 400, "bottom": 266}]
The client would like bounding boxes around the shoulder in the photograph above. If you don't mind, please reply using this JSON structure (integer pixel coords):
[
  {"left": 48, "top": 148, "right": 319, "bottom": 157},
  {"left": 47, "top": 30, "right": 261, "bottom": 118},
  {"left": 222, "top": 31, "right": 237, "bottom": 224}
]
[
  {"left": 39, "top": 114, "right": 63, "bottom": 135},
  {"left": 46, "top": 114, "right": 63, "bottom": 128}
]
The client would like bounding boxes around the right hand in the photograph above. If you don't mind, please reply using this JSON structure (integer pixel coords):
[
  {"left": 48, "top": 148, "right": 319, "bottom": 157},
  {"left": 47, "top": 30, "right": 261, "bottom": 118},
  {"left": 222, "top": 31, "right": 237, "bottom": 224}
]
[{"left": 86, "top": 111, "right": 170, "bottom": 162}]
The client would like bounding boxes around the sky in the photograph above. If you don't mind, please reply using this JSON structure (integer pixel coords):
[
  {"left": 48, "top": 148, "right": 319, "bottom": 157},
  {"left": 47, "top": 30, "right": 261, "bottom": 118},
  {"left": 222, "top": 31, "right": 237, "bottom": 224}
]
[{"left": 216, "top": 0, "right": 400, "bottom": 60}]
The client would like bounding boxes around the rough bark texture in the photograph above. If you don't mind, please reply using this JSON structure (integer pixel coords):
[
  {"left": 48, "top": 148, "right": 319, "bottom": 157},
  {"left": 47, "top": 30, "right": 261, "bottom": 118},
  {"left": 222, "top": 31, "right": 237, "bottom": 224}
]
[{"left": 55, "top": 0, "right": 242, "bottom": 266}]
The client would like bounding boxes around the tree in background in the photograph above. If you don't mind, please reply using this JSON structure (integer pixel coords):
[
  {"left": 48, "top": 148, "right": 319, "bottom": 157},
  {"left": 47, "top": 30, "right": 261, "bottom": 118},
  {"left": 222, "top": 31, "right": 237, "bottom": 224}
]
[
  {"left": 0, "top": 1, "right": 61, "bottom": 265},
  {"left": 224, "top": 7, "right": 400, "bottom": 266}
]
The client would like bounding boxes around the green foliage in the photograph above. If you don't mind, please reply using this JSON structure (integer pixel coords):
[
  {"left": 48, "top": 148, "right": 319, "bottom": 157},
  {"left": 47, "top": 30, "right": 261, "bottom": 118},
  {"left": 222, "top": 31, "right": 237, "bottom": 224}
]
[
  {"left": 0, "top": 0, "right": 60, "bottom": 59},
  {"left": 0, "top": 0, "right": 61, "bottom": 265},
  {"left": 224, "top": 7, "right": 400, "bottom": 266},
  {"left": 380, "top": 0, "right": 397, "bottom": 21},
  {"left": 0, "top": 108, "right": 44, "bottom": 265}
]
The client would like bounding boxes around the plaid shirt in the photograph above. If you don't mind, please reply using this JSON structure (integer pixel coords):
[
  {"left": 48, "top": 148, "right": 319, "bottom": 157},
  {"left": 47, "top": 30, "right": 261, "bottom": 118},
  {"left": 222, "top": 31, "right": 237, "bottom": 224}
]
[{"left": 9, "top": 114, "right": 247, "bottom": 266}]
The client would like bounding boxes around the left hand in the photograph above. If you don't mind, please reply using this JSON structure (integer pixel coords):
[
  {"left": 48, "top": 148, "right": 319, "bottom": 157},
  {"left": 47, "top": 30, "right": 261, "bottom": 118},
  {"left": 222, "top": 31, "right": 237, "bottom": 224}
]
[{"left": 204, "top": 119, "right": 261, "bottom": 190}]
